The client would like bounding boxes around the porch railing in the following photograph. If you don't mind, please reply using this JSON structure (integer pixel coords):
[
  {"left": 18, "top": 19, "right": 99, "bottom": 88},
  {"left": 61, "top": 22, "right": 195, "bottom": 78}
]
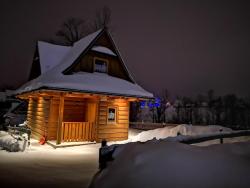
[{"left": 61, "top": 122, "right": 96, "bottom": 142}]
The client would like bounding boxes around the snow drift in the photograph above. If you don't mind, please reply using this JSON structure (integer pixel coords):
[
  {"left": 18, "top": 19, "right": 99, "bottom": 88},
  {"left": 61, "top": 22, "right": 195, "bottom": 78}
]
[
  {"left": 92, "top": 125, "right": 250, "bottom": 188},
  {"left": 90, "top": 141, "right": 250, "bottom": 188}
]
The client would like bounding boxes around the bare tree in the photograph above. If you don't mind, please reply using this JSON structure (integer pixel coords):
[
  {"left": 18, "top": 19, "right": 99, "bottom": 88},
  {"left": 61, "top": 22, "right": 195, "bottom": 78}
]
[
  {"left": 156, "top": 89, "right": 170, "bottom": 123},
  {"left": 91, "top": 6, "right": 112, "bottom": 31},
  {"left": 51, "top": 6, "right": 112, "bottom": 46},
  {"left": 55, "top": 17, "right": 88, "bottom": 46}
]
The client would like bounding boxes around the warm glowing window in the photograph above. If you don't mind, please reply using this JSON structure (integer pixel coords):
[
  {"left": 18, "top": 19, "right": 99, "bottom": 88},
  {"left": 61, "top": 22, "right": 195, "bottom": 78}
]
[
  {"left": 94, "top": 58, "right": 108, "bottom": 73},
  {"left": 107, "top": 107, "right": 116, "bottom": 123}
]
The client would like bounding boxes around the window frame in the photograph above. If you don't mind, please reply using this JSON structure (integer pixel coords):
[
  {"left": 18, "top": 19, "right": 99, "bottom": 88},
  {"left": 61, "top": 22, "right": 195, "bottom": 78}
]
[
  {"left": 107, "top": 106, "right": 117, "bottom": 124},
  {"left": 93, "top": 57, "right": 109, "bottom": 74}
]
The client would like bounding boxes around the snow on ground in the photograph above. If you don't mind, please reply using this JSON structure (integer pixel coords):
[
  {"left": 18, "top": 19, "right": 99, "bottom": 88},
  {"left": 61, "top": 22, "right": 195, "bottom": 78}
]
[
  {"left": 0, "top": 137, "right": 100, "bottom": 188},
  {"left": 90, "top": 141, "right": 250, "bottom": 188},
  {"left": 1, "top": 125, "right": 249, "bottom": 188}
]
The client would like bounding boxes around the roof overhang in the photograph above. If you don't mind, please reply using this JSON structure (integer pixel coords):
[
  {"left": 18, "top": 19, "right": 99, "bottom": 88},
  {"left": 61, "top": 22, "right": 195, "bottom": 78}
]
[{"left": 17, "top": 88, "right": 154, "bottom": 101}]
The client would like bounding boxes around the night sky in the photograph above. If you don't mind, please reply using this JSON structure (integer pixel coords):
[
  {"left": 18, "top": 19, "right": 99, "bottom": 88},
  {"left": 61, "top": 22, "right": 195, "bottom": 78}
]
[{"left": 1, "top": 0, "right": 250, "bottom": 98}]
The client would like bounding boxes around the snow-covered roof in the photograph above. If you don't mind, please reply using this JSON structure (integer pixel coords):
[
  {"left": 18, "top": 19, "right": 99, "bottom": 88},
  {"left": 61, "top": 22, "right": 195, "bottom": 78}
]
[
  {"left": 47, "top": 29, "right": 103, "bottom": 74},
  {"left": 16, "top": 29, "right": 153, "bottom": 99},
  {"left": 38, "top": 41, "right": 71, "bottom": 74},
  {"left": 91, "top": 46, "right": 117, "bottom": 56},
  {"left": 16, "top": 72, "right": 153, "bottom": 98}
]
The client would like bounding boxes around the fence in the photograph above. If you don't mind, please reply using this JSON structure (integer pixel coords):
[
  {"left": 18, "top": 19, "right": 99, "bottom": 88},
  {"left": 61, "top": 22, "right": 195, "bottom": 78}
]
[
  {"left": 61, "top": 122, "right": 95, "bottom": 142},
  {"left": 130, "top": 122, "right": 178, "bottom": 130}
]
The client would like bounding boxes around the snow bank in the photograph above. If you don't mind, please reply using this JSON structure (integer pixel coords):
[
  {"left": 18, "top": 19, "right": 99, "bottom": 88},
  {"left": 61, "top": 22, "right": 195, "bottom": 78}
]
[
  {"left": 132, "top": 124, "right": 232, "bottom": 142},
  {"left": 90, "top": 141, "right": 250, "bottom": 188},
  {"left": 108, "top": 125, "right": 232, "bottom": 145},
  {"left": 0, "top": 131, "right": 26, "bottom": 152}
]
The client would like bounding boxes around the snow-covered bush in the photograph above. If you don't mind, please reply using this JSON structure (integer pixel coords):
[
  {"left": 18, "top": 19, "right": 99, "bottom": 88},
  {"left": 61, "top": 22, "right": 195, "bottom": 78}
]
[{"left": 0, "top": 131, "right": 26, "bottom": 152}]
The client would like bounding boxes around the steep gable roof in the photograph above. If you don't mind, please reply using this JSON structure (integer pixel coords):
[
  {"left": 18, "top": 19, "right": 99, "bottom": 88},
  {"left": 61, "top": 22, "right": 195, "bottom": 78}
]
[
  {"left": 16, "top": 29, "right": 153, "bottom": 99},
  {"left": 62, "top": 29, "right": 135, "bottom": 83}
]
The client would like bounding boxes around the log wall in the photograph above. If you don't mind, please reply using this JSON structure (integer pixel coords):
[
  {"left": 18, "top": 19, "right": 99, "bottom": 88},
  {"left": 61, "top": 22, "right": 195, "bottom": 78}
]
[
  {"left": 47, "top": 98, "right": 59, "bottom": 140},
  {"left": 72, "top": 51, "right": 131, "bottom": 82},
  {"left": 63, "top": 98, "right": 86, "bottom": 122},
  {"left": 68, "top": 32, "right": 132, "bottom": 82},
  {"left": 27, "top": 97, "right": 50, "bottom": 139},
  {"left": 97, "top": 98, "right": 129, "bottom": 142}
]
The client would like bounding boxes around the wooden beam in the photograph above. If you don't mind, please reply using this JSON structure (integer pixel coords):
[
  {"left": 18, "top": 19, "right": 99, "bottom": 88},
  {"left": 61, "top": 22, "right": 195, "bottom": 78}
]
[
  {"left": 56, "top": 94, "right": 65, "bottom": 145},
  {"left": 65, "top": 93, "right": 93, "bottom": 98},
  {"left": 127, "top": 98, "right": 138, "bottom": 102}
]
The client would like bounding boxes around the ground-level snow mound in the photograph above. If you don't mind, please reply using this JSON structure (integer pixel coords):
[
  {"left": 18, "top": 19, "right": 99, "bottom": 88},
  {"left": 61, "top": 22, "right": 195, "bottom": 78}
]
[
  {"left": 131, "top": 124, "right": 232, "bottom": 142},
  {"left": 90, "top": 141, "right": 250, "bottom": 188}
]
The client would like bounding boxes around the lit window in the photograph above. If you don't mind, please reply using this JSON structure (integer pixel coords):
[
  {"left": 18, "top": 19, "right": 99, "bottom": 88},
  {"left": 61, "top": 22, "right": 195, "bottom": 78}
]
[
  {"left": 107, "top": 107, "right": 116, "bottom": 123},
  {"left": 94, "top": 58, "right": 108, "bottom": 73}
]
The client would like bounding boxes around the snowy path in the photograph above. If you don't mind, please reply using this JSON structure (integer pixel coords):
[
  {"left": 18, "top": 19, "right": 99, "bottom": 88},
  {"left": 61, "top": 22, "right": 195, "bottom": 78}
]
[{"left": 0, "top": 140, "right": 100, "bottom": 188}]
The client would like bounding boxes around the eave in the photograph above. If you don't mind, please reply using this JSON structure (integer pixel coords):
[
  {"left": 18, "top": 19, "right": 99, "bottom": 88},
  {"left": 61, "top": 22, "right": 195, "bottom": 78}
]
[{"left": 16, "top": 88, "right": 153, "bottom": 101}]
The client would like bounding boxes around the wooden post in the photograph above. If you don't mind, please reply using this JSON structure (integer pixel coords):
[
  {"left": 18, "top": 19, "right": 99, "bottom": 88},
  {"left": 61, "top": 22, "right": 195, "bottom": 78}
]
[
  {"left": 99, "top": 140, "right": 107, "bottom": 169},
  {"left": 219, "top": 129, "right": 223, "bottom": 144},
  {"left": 56, "top": 94, "right": 65, "bottom": 145}
]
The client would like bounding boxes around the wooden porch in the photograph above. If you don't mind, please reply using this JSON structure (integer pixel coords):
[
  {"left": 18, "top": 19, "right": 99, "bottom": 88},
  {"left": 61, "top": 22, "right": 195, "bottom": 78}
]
[{"left": 56, "top": 94, "right": 98, "bottom": 145}]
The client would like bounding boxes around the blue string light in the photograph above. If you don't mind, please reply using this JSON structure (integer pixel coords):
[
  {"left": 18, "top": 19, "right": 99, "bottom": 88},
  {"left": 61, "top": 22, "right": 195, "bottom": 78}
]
[
  {"left": 140, "top": 101, "right": 146, "bottom": 109},
  {"left": 139, "top": 98, "right": 161, "bottom": 109}
]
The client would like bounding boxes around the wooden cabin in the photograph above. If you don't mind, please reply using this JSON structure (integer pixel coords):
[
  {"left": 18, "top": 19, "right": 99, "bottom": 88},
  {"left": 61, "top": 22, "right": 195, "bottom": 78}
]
[{"left": 16, "top": 28, "right": 153, "bottom": 144}]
